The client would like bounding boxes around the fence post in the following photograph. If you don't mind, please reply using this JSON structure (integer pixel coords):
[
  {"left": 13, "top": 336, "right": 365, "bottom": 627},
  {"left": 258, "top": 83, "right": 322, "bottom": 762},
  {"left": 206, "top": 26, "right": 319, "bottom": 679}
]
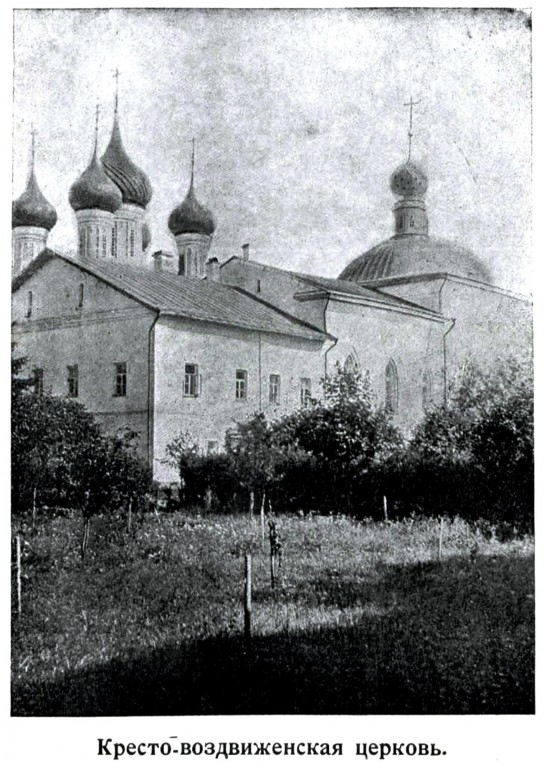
[
  {"left": 260, "top": 491, "right": 266, "bottom": 549},
  {"left": 16, "top": 534, "right": 22, "bottom": 619},
  {"left": 32, "top": 486, "right": 37, "bottom": 531},
  {"left": 244, "top": 553, "right": 252, "bottom": 646},
  {"left": 383, "top": 495, "right": 388, "bottom": 522},
  {"left": 438, "top": 517, "right": 445, "bottom": 560}
]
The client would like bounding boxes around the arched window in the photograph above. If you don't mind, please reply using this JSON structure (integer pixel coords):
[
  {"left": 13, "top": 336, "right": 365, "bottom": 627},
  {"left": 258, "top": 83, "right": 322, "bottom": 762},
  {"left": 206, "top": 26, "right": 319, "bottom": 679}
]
[
  {"left": 422, "top": 369, "right": 433, "bottom": 410},
  {"left": 344, "top": 353, "right": 359, "bottom": 375},
  {"left": 385, "top": 359, "right": 398, "bottom": 414}
]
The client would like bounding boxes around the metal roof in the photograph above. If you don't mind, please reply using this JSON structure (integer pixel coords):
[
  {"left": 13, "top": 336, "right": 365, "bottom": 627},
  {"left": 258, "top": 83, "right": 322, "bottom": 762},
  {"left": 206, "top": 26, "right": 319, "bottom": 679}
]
[
  {"left": 12, "top": 250, "right": 328, "bottom": 341},
  {"left": 221, "top": 256, "right": 441, "bottom": 314}
]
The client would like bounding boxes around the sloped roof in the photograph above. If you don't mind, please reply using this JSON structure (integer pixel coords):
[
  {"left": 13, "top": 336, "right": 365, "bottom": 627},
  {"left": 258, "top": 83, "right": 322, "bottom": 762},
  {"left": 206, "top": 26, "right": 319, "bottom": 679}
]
[
  {"left": 221, "top": 255, "right": 441, "bottom": 315},
  {"left": 12, "top": 250, "right": 329, "bottom": 341}
]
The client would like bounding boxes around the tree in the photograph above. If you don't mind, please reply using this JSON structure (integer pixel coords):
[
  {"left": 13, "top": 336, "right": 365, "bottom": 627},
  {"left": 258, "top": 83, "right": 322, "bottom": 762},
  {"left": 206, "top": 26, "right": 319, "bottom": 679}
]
[
  {"left": 272, "top": 365, "right": 403, "bottom": 513},
  {"left": 389, "top": 357, "right": 534, "bottom": 526},
  {"left": 12, "top": 351, "right": 152, "bottom": 516}
]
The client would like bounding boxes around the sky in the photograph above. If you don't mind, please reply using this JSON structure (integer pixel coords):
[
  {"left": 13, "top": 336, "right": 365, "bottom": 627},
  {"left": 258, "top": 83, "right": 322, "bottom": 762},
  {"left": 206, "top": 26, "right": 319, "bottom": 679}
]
[{"left": 12, "top": 7, "right": 532, "bottom": 292}]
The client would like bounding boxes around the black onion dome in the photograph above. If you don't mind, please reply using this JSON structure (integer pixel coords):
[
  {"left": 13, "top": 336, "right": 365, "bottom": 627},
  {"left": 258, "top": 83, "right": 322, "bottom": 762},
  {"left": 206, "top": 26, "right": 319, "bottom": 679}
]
[
  {"left": 69, "top": 151, "right": 122, "bottom": 213},
  {"left": 338, "top": 236, "right": 492, "bottom": 284},
  {"left": 12, "top": 171, "right": 57, "bottom": 231},
  {"left": 390, "top": 160, "right": 428, "bottom": 198},
  {"left": 101, "top": 117, "right": 152, "bottom": 208},
  {"left": 168, "top": 181, "right": 216, "bottom": 236}
]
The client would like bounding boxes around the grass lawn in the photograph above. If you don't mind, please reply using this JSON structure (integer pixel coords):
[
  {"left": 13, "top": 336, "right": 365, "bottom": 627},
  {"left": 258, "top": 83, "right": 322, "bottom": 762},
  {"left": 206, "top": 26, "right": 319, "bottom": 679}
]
[{"left": 11, "top": 511, "right": 534, "bottom": 715}]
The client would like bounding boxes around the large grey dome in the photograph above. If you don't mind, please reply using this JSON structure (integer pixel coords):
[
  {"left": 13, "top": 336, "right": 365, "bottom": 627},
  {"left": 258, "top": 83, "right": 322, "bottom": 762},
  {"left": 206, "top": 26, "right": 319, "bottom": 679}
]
[{"left": 338, "top": 235, "right": 492, "bottom": 284}]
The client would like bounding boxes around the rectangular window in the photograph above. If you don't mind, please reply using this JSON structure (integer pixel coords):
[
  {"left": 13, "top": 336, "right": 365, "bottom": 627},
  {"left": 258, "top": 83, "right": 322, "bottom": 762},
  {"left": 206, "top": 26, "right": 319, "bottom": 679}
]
[
  {"left": 67, "top": 365, "right": 78, "bottom": 398},
  {"left": 300, "top": 377, "right": 312, "bottom": 406},
  {"left": 235, "top": 369, "right": 247, "bottom": 400},
  {"left": 26, "top": 290, "right": 33, "bottom": 318},
  {"left": 114, "top": 362, "right": 127, "bottom": 397},
  {"left": 33, "top": 368, "right": 44, "bottom": 397},
  {"left": 184, "top": 363, "right": 200, "bottom": 397},
  {"left": 102, "top": 234, "right": 107, "bottom": 258},
  {"left": 269, "top": 374, "right": 281, "bottom": 405},
  {"left": 111, "top": 225, "right": 116, "bottom": 256},
  {"left": 130, "top": 229, "right": 135, "bottom": 258}
]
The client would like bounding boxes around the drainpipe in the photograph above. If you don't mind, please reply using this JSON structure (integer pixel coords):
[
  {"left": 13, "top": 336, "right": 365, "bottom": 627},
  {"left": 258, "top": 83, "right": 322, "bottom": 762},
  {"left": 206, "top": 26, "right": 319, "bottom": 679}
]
[
  {"left": 258, "top": 332, "right": 262, "bottom": 409},
  {"left": 148, "top": 312, "right": 160, "bottom": 474},
  {"left": 443, "top": 318, "right": 456, "bottom": 404},
  {"left": 322, "top": 295, "right": 338, "bottom": 387}
]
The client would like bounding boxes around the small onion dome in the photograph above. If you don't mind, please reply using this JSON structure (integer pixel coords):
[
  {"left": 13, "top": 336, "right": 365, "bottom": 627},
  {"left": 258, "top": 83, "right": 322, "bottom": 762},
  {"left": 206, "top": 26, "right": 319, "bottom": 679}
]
[
  {"left": 101, "top": 117, "right": 152, "bottom": 209},
  {"left": 142, "top": 221, "right": 151, "bottom": 250},
  {"left": 168, "top": 181, "right": 216, "bottom": 237},
  {"left": 69, "top": 152, "right": 122, "bottom": 213},
  {"left": 390, "top": 161, "right": 428, "bottom": 198},
  {"left": 12, "top": 171, "right": 57, "bottom": 231}
]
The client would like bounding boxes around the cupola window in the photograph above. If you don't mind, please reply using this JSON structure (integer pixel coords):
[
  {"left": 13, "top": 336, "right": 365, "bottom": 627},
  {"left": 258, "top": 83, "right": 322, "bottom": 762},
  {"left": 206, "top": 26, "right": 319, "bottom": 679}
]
[{"left": 129, "top": 228, "right": 135, "bottom": 258}]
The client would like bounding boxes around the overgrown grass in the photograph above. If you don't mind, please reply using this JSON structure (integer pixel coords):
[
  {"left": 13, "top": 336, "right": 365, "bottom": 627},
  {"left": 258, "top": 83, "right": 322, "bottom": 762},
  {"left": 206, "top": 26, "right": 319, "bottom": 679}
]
[{"left": 11, "top": 511, "right": 534, "bottom": 715}]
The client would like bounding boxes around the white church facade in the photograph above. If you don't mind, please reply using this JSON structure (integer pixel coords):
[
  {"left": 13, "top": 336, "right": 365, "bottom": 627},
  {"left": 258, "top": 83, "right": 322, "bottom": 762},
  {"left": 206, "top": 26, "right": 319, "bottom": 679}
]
[{"left": 11, "top": 100, "right": 531, "bottom": 484}]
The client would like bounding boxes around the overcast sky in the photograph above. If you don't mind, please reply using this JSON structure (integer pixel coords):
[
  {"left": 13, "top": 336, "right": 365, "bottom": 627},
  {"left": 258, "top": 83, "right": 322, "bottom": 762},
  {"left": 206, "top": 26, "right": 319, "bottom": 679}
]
[{"left": 12, "top": 8, "right": 531, "bottom": 292}]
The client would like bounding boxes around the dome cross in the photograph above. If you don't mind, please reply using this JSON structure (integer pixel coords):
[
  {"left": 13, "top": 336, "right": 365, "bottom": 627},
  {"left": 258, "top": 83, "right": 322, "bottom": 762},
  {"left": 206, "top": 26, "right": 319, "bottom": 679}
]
[{"left": 403, "top": 96, "right": 420, "bottom": 161}]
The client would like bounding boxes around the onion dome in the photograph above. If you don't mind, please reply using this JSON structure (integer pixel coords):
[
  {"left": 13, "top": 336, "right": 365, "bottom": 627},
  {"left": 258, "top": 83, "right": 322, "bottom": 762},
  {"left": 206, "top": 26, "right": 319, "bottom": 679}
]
[
  {"left": 12, "top": 136, "right": 57, "bottom": 231},
  {"left": 168, "top": 141, "right": 216, "bottom": 237},
  {"left": 142, "top": 221, "right": 151, "bottom": 250},
  {"left": 69, "top": 136, "right": 122, "bottom": 213},
  {"left": 168, "top": 179, "right": 216, "bottom": 236},
  {"left": 390, "top": 160, "right": 428, "bottom": 198},
  {"left": 101, "top": 115, "right": 152, "bottom": 209},
  {"left": 338, "top": 156, "right": 492, "bottom": 285}
]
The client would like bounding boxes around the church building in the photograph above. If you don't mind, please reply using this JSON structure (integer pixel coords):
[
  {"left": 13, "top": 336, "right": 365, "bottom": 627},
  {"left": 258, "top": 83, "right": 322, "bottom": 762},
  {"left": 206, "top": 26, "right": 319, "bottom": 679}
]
[{"left": 11, "top": 97, "right": 531, "bottom": 484}]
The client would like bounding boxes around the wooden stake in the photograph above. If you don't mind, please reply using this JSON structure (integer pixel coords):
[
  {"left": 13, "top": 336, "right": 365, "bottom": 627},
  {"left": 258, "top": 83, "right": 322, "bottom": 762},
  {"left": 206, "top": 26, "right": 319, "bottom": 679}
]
[
  {"left": 260, "top": 491, "right": 266, "bottom": 549},
  {"left": 32, "top": 486, "right": 37, "bottom": 531},
  {"left": 244, "top": 554, "right": 252, "bottom": 644},
  {"left": 127, "top": 497, "right": 132, "bottom": 534},
  {"left": 249, "top": 489, "right": 255, "bottom": 521},
  {"left": 16, "top": 534, "right": 22, "bottom": 619},
  {"left": 438, "top": 517, "right": 444, "bottom": 560},
  {"left": 383, "top": 495, "right": 388, "bottom": 522},
  {"left": 81, "top": 517, "right": 90, "bottom": 561}
]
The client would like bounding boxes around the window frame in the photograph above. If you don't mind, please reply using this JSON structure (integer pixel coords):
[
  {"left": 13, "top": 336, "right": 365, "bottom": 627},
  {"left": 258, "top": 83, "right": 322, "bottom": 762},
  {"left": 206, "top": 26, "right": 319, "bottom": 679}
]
[
  {"left": 33, "top": 367, "right": 44, "bottom": 397},
  {"left": 269, "top": 373, "right": 281, "bottom": 405},
  {"left": 114, "top": 362, "right": 127, "bottom": 397},
  {"left": 184, "top": 363, "right": 200, "bottom": 398},
  {"left": 300, "top": 377, "right": 312, "bottom": 406},
  {"left": 235, "top": 369, "right": 248, "bottom": 400},
  {"left": 385, "top": 359, "right": 399, "bottom": 414},
  {"left": 67, "top": 364, "right": 79, "bottom": 398}
]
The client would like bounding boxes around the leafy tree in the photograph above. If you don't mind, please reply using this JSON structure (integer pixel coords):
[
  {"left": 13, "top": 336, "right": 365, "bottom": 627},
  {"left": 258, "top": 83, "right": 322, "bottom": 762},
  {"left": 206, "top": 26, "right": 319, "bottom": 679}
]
[
  {"left": 12, "top": 352, "right": 152, "bottom": 516},
  {"left": 272, "top": 365, "right": 403, "bottom": 513},
  {"left": 383, "top": 358, "right": 534, "bottom": 527}
]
